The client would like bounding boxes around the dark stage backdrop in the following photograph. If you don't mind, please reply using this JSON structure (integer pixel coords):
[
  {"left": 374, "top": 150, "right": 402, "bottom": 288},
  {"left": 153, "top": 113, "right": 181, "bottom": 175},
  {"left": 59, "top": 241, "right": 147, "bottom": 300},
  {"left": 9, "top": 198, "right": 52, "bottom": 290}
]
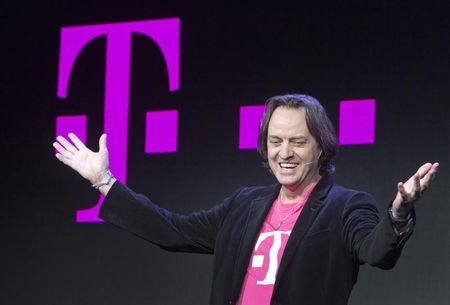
[{"left": 2, "top": 1, "right": 449, "bottom": 305}]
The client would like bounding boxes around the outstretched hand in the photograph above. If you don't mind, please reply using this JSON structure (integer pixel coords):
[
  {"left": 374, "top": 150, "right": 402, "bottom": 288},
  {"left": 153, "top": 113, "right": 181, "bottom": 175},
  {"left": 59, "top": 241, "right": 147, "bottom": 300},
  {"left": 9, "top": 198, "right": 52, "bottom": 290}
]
[
  {"left": 53, "top": 133, "right": 109, "bottom": 185},
  {"left": 391, "top": 162, "right": 439, "bottom": 218}
]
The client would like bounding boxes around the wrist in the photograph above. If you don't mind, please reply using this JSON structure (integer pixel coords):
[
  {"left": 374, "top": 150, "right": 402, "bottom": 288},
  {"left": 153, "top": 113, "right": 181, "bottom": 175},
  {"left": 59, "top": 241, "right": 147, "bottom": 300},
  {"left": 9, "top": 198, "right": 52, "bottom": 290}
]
[
  {"left": 388, "top": 207, "right": 411, "bottom": 223},
  {"left": 92, "top": 170, "right": 115, "bottom": 190}
]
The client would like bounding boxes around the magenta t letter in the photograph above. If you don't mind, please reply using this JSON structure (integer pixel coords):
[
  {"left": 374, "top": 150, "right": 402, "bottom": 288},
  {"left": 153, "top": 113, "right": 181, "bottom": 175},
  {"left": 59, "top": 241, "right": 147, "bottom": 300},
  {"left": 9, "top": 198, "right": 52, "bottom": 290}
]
[{"left": 57, "top": 18, "right": 180, "bottom": 222}]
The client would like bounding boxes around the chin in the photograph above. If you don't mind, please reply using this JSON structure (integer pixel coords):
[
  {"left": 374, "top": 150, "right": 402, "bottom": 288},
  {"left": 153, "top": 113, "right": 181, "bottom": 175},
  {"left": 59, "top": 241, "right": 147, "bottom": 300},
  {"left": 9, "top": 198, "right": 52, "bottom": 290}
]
[{"left": 275, "top": 176, "right": 301, "bottom": 187}]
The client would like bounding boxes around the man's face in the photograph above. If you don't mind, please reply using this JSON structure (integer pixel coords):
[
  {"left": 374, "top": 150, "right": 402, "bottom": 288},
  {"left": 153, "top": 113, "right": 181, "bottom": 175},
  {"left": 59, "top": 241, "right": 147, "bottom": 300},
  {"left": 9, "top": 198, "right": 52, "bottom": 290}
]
[{"left": 267, "top": 106, "right": 321, "bottom": 190}]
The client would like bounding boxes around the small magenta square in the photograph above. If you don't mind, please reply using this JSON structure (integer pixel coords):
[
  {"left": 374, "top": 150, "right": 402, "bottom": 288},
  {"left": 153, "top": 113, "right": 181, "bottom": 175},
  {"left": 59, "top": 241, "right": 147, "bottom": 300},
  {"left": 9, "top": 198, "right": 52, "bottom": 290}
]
[
  {"left": 56, "top": 115, "right": 87, "bottom": 145},
  {"left": 145, "top": 110, "right": 178, "bottom": 153},
  {"left": 339, "top": 99, "right": 376, "bottom": 145},
  {"left": 239, "top": 105, "right": 266, "bottom": 149}
]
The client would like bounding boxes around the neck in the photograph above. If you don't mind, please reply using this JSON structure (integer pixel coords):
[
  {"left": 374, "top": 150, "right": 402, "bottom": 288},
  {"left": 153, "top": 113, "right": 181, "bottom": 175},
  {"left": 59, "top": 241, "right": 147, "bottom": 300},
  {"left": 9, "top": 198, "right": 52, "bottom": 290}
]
[{"left": 280, "top": 173, "right": 321, "bottom": 204}]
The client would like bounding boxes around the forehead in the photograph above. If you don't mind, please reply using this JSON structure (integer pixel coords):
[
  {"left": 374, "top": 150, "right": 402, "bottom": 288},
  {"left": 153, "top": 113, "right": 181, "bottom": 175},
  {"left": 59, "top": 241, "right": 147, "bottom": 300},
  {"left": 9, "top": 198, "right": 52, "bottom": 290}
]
[{"left": 268, "top": 106, "right": 311, "bottom": 137}]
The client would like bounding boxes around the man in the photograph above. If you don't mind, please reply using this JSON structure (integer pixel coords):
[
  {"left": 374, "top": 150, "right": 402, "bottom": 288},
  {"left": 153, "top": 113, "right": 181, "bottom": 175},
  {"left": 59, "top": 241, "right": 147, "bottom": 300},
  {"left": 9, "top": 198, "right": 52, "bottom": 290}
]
[{"left": 53, "top": 94, "right": 439, "bottom": 305}]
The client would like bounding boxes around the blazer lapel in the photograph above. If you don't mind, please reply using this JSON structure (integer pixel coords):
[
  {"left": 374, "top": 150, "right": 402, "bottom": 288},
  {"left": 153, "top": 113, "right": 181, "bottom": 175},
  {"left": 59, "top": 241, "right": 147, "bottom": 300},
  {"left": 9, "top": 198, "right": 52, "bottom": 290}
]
[
  {"left": 230, "top": 184, "right": 280, "bottom": 301},
  {"left": 273, "top": 176, "right": 334, "bottom": 290}
]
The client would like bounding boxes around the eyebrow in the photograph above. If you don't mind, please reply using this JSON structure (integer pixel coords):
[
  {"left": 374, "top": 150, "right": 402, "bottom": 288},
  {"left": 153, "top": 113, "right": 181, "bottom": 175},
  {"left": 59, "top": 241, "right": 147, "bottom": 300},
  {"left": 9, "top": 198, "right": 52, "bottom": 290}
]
[{"left": 268, "top": 135, "right": 308, "bottom": 141}]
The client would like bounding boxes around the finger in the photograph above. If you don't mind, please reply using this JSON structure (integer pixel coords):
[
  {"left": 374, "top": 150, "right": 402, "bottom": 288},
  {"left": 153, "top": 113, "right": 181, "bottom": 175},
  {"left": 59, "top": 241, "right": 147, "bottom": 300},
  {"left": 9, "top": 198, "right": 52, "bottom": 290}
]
[
  {"left": 68, "top": 133, "right": 87, "bottom": 151},
  {"left": 56, "top": 136, "right": 78, "bottom": 154},
  {"left": 53, "top": 142, "right": 73, "bottom": 159},
  {"left": 420, "top": 162, "right": 439, "bottom": 191},
  {"left": 99, "top": 133, "right": 108, "bottom": 153},
  {"left": 429, "top": 162, "right": 440, "bottom": 178},
  {"left": 55, "top": 152, "right": 64, "bottom": 162},
  {"left": 428, "top": 162, "right": 439, "bottom": 181},
  {"left": 55, "top": 152, "right": 72, "bottom": 167},
  {"left": 416, "top": 163, "right": 433, "bottom": 179},
  {"left": 398, "top": 181, "right": 416, "bottom": 205},
  {"left": 397, "top": 182, "right": 408, "bottom": 199},
  {"left": 413, "top": 173, "right": 421, "bottom": 197}
]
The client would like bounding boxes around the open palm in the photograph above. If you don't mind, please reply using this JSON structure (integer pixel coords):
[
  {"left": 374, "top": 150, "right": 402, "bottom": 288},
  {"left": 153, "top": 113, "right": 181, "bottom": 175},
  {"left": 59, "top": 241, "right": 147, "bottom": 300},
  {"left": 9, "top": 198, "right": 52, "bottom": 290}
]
[
  {"left": 392, "top": 162, "right": 439, "bottom": 217},
  {"left": 53, "top": 133, "right": 109, "bottom": 185}
]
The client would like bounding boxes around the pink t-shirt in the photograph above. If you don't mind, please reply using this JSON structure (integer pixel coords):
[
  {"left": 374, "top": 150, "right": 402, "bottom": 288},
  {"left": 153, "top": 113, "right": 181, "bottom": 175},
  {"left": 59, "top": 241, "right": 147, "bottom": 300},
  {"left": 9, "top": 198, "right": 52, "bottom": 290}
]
[{"left": 237, "top": 181, "right": 319, "bottom": 305}]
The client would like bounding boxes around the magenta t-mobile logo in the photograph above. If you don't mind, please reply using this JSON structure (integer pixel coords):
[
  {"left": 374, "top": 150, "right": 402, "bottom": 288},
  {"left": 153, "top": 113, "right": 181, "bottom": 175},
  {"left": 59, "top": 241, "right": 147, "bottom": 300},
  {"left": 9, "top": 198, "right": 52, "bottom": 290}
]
[
  {"left": 56, "top": 18, "right": 375, "bottom": 223},
  {"left": 238, "top": 99, "right": 376, "bottom": 149},
  {"left": 56, "top": 18, "right": 180, "bottom": 222}
]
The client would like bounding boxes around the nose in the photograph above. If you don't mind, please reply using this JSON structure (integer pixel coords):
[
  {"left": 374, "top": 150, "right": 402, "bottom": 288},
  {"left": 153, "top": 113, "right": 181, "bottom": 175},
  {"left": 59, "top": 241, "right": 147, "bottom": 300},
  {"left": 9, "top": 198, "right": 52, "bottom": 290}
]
[{"left": 279, "top": 143, "right": 293, "bottom": 160}]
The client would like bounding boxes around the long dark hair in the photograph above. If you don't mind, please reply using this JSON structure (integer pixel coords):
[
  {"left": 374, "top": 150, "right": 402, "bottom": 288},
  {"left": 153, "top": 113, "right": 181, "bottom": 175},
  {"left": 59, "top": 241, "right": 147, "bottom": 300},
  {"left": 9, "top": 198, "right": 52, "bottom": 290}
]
[{"left": 257, "top": 94, "right": 337, "bottom": 176}]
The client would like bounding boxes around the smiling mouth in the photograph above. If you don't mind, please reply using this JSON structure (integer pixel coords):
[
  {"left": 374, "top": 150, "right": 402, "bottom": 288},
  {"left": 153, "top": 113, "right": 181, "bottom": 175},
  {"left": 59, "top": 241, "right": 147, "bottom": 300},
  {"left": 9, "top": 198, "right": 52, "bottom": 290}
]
[{"left": 279, "top": 162, "right": 299, "bottom": 169}]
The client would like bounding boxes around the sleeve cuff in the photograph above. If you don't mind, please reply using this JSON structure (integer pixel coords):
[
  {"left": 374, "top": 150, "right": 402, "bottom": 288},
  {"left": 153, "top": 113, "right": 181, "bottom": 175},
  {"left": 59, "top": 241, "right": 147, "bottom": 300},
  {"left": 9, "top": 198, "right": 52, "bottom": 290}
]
[
  {"left": 388, "top": 207, "right": 414, "bottom": 237},
  {"left": 392, "top": 217, "right": 414, "bottom": 236}
]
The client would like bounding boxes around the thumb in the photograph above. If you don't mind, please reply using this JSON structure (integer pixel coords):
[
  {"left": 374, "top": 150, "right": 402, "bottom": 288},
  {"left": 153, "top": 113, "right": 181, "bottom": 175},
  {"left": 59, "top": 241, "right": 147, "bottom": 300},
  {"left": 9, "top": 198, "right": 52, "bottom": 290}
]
[{"left": 99, "top": 133, "right": 108, "bottom": 153}]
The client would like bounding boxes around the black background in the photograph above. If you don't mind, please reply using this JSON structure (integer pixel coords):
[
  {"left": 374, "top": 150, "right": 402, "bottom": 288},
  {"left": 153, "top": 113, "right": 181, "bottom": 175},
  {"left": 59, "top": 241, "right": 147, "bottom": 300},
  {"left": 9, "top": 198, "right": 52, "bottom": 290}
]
[{"left": 2, "top": 1, "right": 450, "bottom": 304}]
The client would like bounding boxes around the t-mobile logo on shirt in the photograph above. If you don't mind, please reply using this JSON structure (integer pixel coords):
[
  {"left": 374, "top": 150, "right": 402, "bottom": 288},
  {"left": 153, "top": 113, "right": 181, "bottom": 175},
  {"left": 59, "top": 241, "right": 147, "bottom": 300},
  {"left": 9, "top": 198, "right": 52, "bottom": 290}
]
[{"left": 251, "top": 230, "right": 291, "bottom": 285}]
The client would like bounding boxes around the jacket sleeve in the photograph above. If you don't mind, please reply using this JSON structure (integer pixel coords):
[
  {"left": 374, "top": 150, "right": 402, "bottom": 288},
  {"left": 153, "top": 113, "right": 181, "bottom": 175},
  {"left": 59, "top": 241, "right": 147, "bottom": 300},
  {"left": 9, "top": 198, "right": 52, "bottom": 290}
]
[
  {"left": 341, "top": 192, "right": 415, "bottom": 269},
  {"left": 99, "top": 181, "right": 239, "bottom": 254}
]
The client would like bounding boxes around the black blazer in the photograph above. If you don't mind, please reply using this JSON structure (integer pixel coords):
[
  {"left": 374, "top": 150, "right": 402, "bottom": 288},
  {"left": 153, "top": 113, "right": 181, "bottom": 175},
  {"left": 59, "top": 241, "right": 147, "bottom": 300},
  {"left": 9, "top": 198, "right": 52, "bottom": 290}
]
[{"left": 100, "top": 176, "right": 413, "bottom": 305}]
